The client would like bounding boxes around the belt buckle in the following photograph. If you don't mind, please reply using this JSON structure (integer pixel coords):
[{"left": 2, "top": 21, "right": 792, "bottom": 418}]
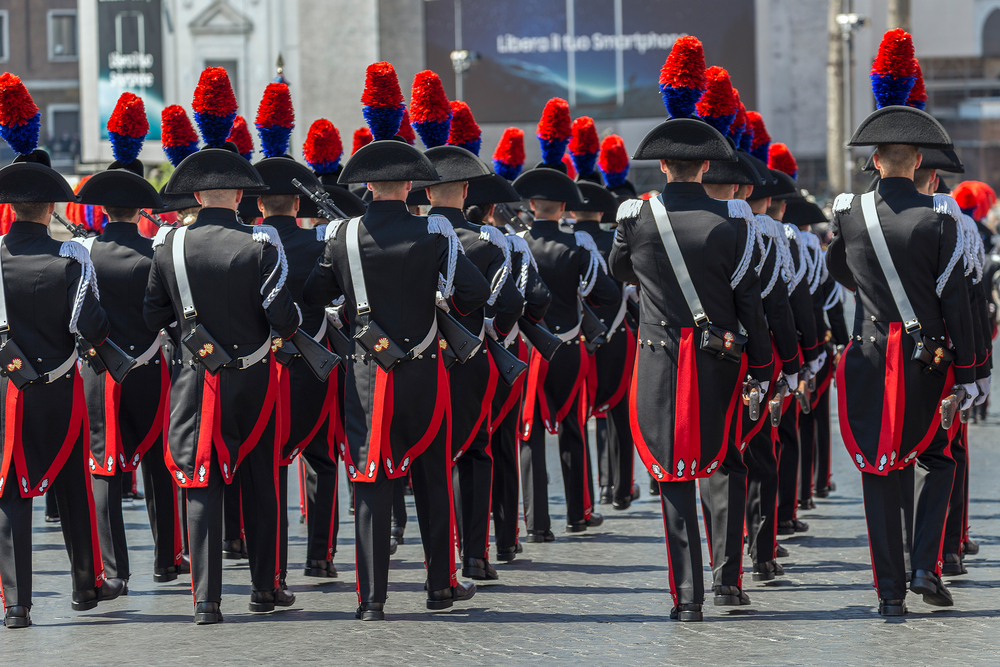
[{"left": 904, "top": 319, "right": 921, "bottom": 336}]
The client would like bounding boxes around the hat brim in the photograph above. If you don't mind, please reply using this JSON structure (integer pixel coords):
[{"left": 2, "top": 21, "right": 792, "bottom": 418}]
[
  {"left": 249, "top": 156, "right": 322, "bottom": 195},
  {"left": 0, "top": 162, "right": 77, "bottom": 203},
  {"left": 512, "top": 167, "right": 585, "bottom": 204},
  {"left": 164, "top": 147, "right": 268, "bottom": 193},
  {"left": 77, "top": 170, "right": 163, "bottom": 209},
  {"left": 338, "top": 140, "right": 440, "bottom": 184},
  {"left": 849, "top": 106, "right": 952, "bottom": 149},
  {"left": 464, "top": 174, "right": 522, "bottom": 207},
  {"left": 633, "top": 118, "right": 737, "bottom": 162},
  {"left": 568, "top": 181, "right": 618, "bottom": 213},
  {"left": 703, "top": 151, "right": 766, "bottom": 186},
  {"left": 413, "top": 145, "right": 493, "bottom": 189},
  {"left": 783, "top": 198, "right": 827, "bottom": 225}
]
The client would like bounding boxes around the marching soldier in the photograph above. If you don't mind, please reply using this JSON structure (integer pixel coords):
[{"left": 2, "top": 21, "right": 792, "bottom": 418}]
[
  {"left": 609, "top": 118, "right": 773, "bottom": 621},
  {"left": 302, "top": 135, "right": 491, "bottom": 620},
  {"left": 0, "top": 74, "right": 130, "bottom": 628},
  {"left": 513, "top": 166, "right": 619, "bottom": 540},
  {"left": 419, "top": 145, "right": 523, "bottom": 581},
  {"left": 76, "top": 93, "right": 171, "bottom": 589},
  {"left": 826, "top": 35, "right": 978, "bottom": 613}
]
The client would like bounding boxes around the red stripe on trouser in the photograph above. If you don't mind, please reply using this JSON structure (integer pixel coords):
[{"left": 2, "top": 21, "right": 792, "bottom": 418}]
[
  {"left": 519, "top": 349, "right": 549, "bottom": 440},
  {"left": 456, "top": 354, "right": 499, "bottom": 459},
  {"left": 442, "top": 371, "right": 458, "bottom": 586},
  {"left": 576, "top": 378, "right": 594, "bottom": 521},
  {"left": 327, "top": 461, "right": 338, "bottom": 560},
  {"left": 483, "top": 436, "right": 495, "bottom": 560},
  {"left": 658, "top": 486, "right": 678, "bottom": 607},
  {"left": 299, "top": 458, "right": 307, "bottom": 518},
  {"left": 594, "top": 322, "right": 637, "bottom": 416}
]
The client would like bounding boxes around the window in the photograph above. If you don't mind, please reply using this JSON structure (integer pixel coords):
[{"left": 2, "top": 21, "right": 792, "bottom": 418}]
[
  {"left": 984, "top": 10, "right": 1000, "bottom": 57},
  {"left": 0, "top": 11, "right": 9, "bottom": 62},
  {"left": 48, "top": 10, "right": 78, "bottom": 61}
]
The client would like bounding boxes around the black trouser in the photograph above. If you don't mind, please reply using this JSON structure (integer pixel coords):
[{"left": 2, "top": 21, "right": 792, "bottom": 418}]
[
  {"left": 659, "top": 480, "right": 704, "bottom": 607},
  {"left": 863, "top": 433, "right": 956, "bottom": 599},
  {"left": 186, "top": 461, "right": 226, "bottom": 604},
  {"left": 812, "top": 388, "right": 833, "bottom": 492},
  {"left": 301, "top": 444, "right": 340, "bottom": 562},
  {"left": 520, "top": 395, "right": 550, "bottom": 534},
  {"left": 943, "top": 424, "right": 969, "bottom": 556},
  {"left": 454, "top": 423, "right": 493, "bottom": 561},
  {"left": 391, "top": 478, "right": 407, "bottom": 532},
  {"left": 798, "top": 406, "right": 816, "bottom": 504},
  {"left": 699, "top": 441, "right": 747, "bottom": 588},
  {"left": 596, "top": 416, "right": 612, "bottom": 489},
  {"left": 93, "top": 469, "right": 129, "bottom": 581},
  {"left": 745, "top": 427, "right": 779, "bottom": 564},
  {"left": 223, "top": 469, "right": 242, "bottom": 545},
  {"left": 409, "top": 422, "right": 455, "bottom": 592},
  {"left": 45, "top": 489, "right": 59, "bottom": 518},
  {"left": 599, "top": 399, "right": 635, "bottom": 503},
  {"left": 239, "top": 430, "right": 281, "bottom": 593},
  {"left": 141, "top": 439, "right": 181, "bottom": 572},
  {"left": 492, "top": 405, "right": 521, "bottom": 552},
  {"left": 354, "top": 472, "right": 393, "bottom": 605},
  {"left": 0, "top": 434, "right": 102, "bottom": 608},
  {"left": 776, "top": 406, "right": 800, "bottom": 522},
  {"left": 278, "top": 463, "right": 288, "bottom": 583},
  {"left": 557, "top": 390, "right": 593, "bottom": 525}
]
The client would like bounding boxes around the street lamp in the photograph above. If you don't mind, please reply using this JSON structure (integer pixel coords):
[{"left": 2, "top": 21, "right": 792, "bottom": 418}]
[
  {"left": 837, "top": 12, "right": 868, "bottom": 191},
  {"left": 450, "top": 49, "right": 478, "bottom": 101}
]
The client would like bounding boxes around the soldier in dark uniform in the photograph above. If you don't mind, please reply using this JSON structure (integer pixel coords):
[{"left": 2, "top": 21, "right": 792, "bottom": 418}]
[
  {"left": 826, "top": 102, "right": 976, "bottom": 615},
  {"left": 513, "top": 168, "right": 619, "bottom": 540},
  {"left": 0, "top": 74, "right": 128, "bottom": 627},
  {"left": 144, "top": 145, "right": 301, "bottom": 624},
  {"left": 567, "top": 181, "right": 638, "bottom": 510},
  {"left": 609, "top": 118, "right": 773, "bottom": 621},
  {"left": 419, "top": 146, "right": 523, "bottom": 581},
  {"left": 74, "top": 97, "right": 171, "bottom": 589},
  {"left": 303, "top": 139, "right": 490, "bottom": 620},
  {"left": 464, "top": 174, "right": 551, "bottom": 563}
]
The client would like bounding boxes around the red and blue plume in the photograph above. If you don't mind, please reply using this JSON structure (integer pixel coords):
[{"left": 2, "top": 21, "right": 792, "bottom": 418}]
[
  {"left": 397, "top": 109, "right": 416, "bottom": 145},
  {"left": 871, "top": 28, "right": 916, "bottom": 108},
  {"left": 746, "top": 111, "right": 770, "bottom": 163},
  {"left": 255, "top": 82, "right": 294, "bottom": 157},
  {"left": 598, "top": 134, "right": 630, "bottom": 189},
  {"left": 536, "top": 97, "right": 571, "bottom": 167},
  {"left": 561, "top": 153, "right": 577, "bottom": 180},
  {"left": 352, "top": 127, "right": 373, "bottom": 155},
  {"left": 907, "top": 59, "right": 927, "bottom": 110},
  {"left": 107, "top": 92, "right": 148, "bottom": 164},
  {"left": 303, "top": 119, "right": 343, "bottom": 174},
  {"left": 447, "top": 101, "right": 481, "bottom": 155},
  {"left": 768, "top": 142, "right": 797, "bottom": 180},
  {"left": 160, "top": 105, "right": 200, "bottom": 166},
  {"left": 727, "top": 90, "right": 747, "bottom": 149},
  {"left": 569, "top": 116, "right": 600, "bottom": 177},
  {"left": 361, "top": 61, "right": 405, "bottom": 141},
  {"left": 192, "top": 67, "right": 237, "bottom": 147},
  {"left": 0, "top": 73, "right": 40, "bottom": 155},
  {"left": 658, "top": 36, "right": 706, "bottom": 119},
  {"left": 409, "top": 70, "right": 452, "bottom": 148},
  {"left": 736, "top": 104, "right": 753, "bottom": 152},
  {"left": 227, "top": 116, "right": 254, "bottom": 160},
  {"left": 492, "top": 127, "right": 525, "bottom": 180},
  {"left": 695, "top": 66, "right": 739, "bottom": 136}
]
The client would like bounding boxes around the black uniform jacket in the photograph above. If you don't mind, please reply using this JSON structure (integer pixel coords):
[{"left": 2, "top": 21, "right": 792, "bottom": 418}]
[
  {"left": 302, "top": 200, "right": 490, "bottom": 482},
  {"left": 144, "top": 207, "right": 300, "bottom": 487},
  {"left": 266, "top": 216, "right": 343, "bottom": 465},
  {"left": 609, "top": 182, "right": 772, "bottom": 483},
  {"left": 83, "top": 222, "right": 168, "bottom": 476},
  {"left": 0, "top": 220, "right": 110, "bottom": 497},
  {"left": 518, "top": 218, "right": 619, "bottom": 438},
  {"left": 429, "top": 207, "right": 523, "bottom": 456},
  {"left": 826, "top": 178, "right": 975, "bottom": 473}
]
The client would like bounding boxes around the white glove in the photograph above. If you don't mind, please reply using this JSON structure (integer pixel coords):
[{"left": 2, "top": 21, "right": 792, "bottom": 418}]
[
  {"left": 435, "top": 290, "right": 450, "bottom": 312},
  {"left": 324, "top": 305, "right": 343, "bottom": 329},
  {"left": 484, "top": 317, "right": 498, "bottom": 341},
  {"left": 960, "top": 383, "right": 979, "bottom": 411},
  {"left": 759, "top": 380, "right": 770, "bottom": 395},
  {"left": 783, "top": 372, "right": 798, "bottom": 388},
  {"left": 975, "top": 376, "right": 991, "bottom": 406},
  {"left": 816, "top": 350, "right": 828, "bottom": 367},
  {"left": 624, "top": 283, "right": 639, "bottom": 303},
  {"left": 808, "top": 357, "right": 823, "bottom": 375}
]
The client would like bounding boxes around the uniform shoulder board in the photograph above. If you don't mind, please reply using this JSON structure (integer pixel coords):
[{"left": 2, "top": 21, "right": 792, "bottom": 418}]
[
  {"left": 832, "top": 193, "right": 855, "bottom": 213},
  {"left": 932, "top": 193, "right": 963, "bottom": 224},
  {"left": 616, "top": 198, "right": 643, "bottom": 222},
  {"left": 325, "top": 218, "right": 350, "bottom": 241},
  {"left": 251, "top": 224, "right": 288, "bottom": 308},
  {"left": 314, "top": 224, "right": 328, "bottom": 241},
  {"left": 727, "top": 198, "right": 754, "bottom": 224},
  {"left": 60, "top": 239, "right": 100, "bottom": 334},
  {"left": 151, "top": 225, "right": 173, "bottom": 249}
]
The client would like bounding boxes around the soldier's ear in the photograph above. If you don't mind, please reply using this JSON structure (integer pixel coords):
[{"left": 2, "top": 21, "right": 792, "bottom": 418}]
[
  {"left": 914, "top": 152, "right": 923, "bottom": 171},
  {"left": 701, "top": 160, "right": 710, "bottom": 174}
]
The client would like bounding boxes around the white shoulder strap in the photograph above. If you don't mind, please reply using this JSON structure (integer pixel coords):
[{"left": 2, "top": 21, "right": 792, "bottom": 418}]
[
  {"left": 171, "top": 226, "right": 197, "bottom": 321},
  {"left": 344, "top": 217, "right": 369, "bottom": 313},
  {"left": 648, "top": 195, "right": 708, "bottom": 327},
  {"left": 860, "top": 190, "right": 920, "bottom": 334}
]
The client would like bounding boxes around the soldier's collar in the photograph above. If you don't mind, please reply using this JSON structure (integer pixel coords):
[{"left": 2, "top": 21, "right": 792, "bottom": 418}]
[
  {"left": 8, "top": 220, "right": 50, "bottom": 235},
  {"left": 876, "top": 177, "right": 917, "bottom": 194},
  {"left": 661, "top": 182, "right": 707, "bottom": 195}
]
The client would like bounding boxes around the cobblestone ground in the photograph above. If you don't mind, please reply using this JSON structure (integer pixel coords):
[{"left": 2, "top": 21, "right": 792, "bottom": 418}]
[{"left": 4, "top": 390, "right": 1000, "bottom": 666}]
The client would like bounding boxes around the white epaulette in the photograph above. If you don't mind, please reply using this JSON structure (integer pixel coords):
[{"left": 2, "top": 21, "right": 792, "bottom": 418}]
[
  {"left": 616, "top": 198, "right": 643, "bottom": 222},
  {"left": 151, "top": 226, "right": 173, "bottom": 249},
  {"left": 251, "top": 225, "right": 288, "bottom": 308},
  {"left": 60, "top": 240, "right": 99, "bottom": 334},
  {"left": 325, "top": 218, "right": 349, "bottom": 241},
  {"left": 832, "top": 193, "right": 855, "bottom": 213}
]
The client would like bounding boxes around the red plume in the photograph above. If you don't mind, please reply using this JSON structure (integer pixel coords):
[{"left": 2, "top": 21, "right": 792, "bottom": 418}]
[
  {"left": 598, "top": 135, "right": 629, "bottom": 175},
  {"left": 659, "top": 36, "right": 707, "bottom": 90},
  {"left": 409, "top": 71, "right": 451, "bottom": 123},
  {"left": 561, "top": 153, "right": 577, "bottom": 180},
  {"left": 768, "top": 142, "right": 798, "bottom": 178},
  {"left": 255, "top": 83, "right": 294, "bottom": 129},
  {"left": 447, "top": 101, "right": 480, "bottom": 146},
  {"left": 397, "top": 109, "right": 416, "bottom": 144},
  {"left": 537, "top": 98, "right": 571, "bottom": 142},
  {"left": 160, "top": 105, "right": 199, "bottom": 148},
  {"left": 361, "top": 62, "right": 404, "bottom": 108},
  {"left": 303, "top": 119, "right": 343, "bottom": 170},
  {"left": 872, "top": 28, "right": 916, "bottom": 77},
  {"left": 352, "top": 127, "right": 373, "bottom": 154},
  {"left": 0, "top": 72, "right": 39, "bottom": 128},
  {"left": 227, "top": 116, "right": 254, "bottom": 156},
  {"left": 569, "top": 116, "right": 599, "bottom": 156},
  {"left": 907, "top": 59, "right": 928, "bottom": 109},
  {"left": 107, "top": 92, "right": 148, "bottom": 138},
  {"left": 695, "top": 66, "right": 739, "bottom": 117},
  {"left": 192, "top": 67, "right": 237, "bottom": 116}
]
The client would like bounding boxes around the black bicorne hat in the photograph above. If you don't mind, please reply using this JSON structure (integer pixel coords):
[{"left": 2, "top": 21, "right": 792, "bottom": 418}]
[
  {"left": 568, "top": 181, "right": 618, "bottom": 214},
  {"left": 935, "top": 176, "right": 951, "bottom": 194},
  {"left": 609, "top": 181, "right": 638, "bottom": 202},
  {"left": 632, "top": 118, "right": 737, "bottom": 162},
  {"left": 749, "top": 168, "right": 799, "bottom": 202},
  {"left": 703, "top": 151, "right": 767, "bottom": 186},
  {"left": 407, "top": 188, "right": 429, "bottom": 207},
  {"left": 164, "top": 146, "right": 268, "bottom": 194},
  {"left": 413, "top": 145, "right": 492, "bottom": 189},
  {"left": 155, "top": 183, "right": 200, "bottom": 214},
  {"left": 296, "top": 184, "right": 368, "bottom": 219},
  {"left": 512, "top": 167, "right": 585, "bottom": 204},
  {"left": 338, "top": 140, "right": 440, "bottom": 185},
  {"left": 77, "top": 170, "right": 163, "bottom": 209},
  {"left": 0, "top": 160, "right": 77, "bottom": 204},
  {"left": 251, "top": 156, "right": 322, "bottom": 196},
  {"left": 783, "top": 198, "right": 827, "bottom": 226},
  {"left": 849, "top": 106, "right": 952, "bottom": 149},
  {"left": 862, "top": 146, "right": 964, "bottom": 173},
  {"left": 108, "top": 158, "right": 144, "bottom": 178},
  {"left": 465, "top": 173, "right": 522, "bottom": 207}
]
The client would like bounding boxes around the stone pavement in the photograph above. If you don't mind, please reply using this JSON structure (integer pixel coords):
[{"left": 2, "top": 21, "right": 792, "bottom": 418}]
[{"left": 4, "top": 394, "right": 1000, "bottom": 666}]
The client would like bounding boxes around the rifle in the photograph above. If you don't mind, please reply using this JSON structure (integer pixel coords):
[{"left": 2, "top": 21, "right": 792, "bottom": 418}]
[
  {"left": 743, "top": 377, "right": 762, "bottom": 422},
  {"left": 52, "top": 212, "right": 89, "bottom": 239},
  {"left": 940, "top": 384, "right": 971, "bottom": 430},
  {"left": 292, "top": 178, "right": 348, "bottom": 222},
  {"left": 140, "top": 209, "right": 174, "bottom": 228}
]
